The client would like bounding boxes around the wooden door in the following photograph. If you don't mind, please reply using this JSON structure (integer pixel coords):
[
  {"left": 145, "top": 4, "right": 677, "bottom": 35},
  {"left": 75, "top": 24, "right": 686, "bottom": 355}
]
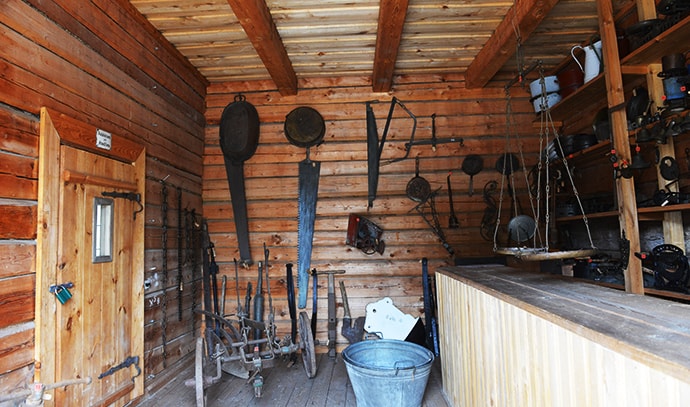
[{"left": 36, "top": 108, "right": 145, "bottom": 406}]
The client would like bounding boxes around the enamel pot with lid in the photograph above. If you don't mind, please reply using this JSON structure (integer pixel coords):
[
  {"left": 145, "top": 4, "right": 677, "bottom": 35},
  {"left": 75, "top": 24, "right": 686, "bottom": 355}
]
[{"left": 529, "top": 76, "right": 560, "bottom": 98}]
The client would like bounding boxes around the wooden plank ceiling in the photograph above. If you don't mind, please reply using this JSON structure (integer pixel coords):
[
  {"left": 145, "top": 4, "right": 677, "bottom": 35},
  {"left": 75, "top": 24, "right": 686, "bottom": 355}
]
[{"left": 130, "top": 0, "right": 634, "bottom": 94}]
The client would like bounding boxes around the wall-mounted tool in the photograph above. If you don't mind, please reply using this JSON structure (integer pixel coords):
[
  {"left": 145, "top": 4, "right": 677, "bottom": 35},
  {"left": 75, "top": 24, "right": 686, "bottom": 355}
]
[
  {"left": 219, "top": 94, "right": 260, "bottom": 266},
  {"left": 407, "top": 158, "right": 454, "bottom": 255},
  {"left": 285, "top": 106, "right": 325, "bottom": 309},
  {"left": 366, "top": 98, "right": 417, "bottom": 208},
  {"left": 446, "top": 172, "right": 460, "bottom": 229},
  {"left": 404, "top": 113, "right": 463, "bottom": 152},
  {"left": 346, "top": 213, "right": 385, "bottom": 255}
]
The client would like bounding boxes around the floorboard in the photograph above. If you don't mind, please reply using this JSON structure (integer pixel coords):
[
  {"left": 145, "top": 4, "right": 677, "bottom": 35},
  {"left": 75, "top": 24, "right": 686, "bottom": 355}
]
[{"left": 136, "top": 350, "right": 449, "bottom": 406}]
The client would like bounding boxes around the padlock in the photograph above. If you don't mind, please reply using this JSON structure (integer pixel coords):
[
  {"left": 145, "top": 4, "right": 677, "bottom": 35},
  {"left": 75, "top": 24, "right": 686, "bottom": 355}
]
[{"left": 49, "top": 282, "right": 74, "bottom": 305}]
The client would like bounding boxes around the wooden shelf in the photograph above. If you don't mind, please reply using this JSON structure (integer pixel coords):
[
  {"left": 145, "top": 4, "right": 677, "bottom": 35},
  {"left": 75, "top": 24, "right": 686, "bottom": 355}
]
[
  {"left": 546, "top": 15, "right": 690, "bottom": 124},
  {"left": 622, "top": 14, "right": 690, "bottom": 67},
  {"left": 548, "top": 74, "right": 606, "bottom": 122},
  {"left": 557, "top": 211, "right": 618, "bottom": 222},
  {"left": 557, "top": 203, "right": 690, "bottom": 222},
  {"left": 553, "top": 139, "right": 611, "bottom": 164}
]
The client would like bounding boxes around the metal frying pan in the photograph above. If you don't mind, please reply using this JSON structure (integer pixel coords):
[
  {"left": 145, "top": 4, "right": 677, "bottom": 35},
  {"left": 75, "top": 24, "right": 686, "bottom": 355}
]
[
  {"left": 495, "top": 153, "right": 519, "bottom": 175},
  {"left": 462, "top": 154, "right": 483, "bottom": 196},
  {"left": 406, "top": 157, "right": 431, "bottom": 202},
  {"left": 284, "top": 106, "right": 325, "bottom": 148},
  {"left": 219, "top": 94, "right": 261, "bottom": 265},
  {"left": 220, "top": 94, "right": 260, "bottom": 164}
]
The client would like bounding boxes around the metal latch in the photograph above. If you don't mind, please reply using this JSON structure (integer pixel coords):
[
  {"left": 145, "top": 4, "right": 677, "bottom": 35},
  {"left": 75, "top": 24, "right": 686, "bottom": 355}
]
[{"left": 101, "top": 191, "right": 143, "bottom": 220}]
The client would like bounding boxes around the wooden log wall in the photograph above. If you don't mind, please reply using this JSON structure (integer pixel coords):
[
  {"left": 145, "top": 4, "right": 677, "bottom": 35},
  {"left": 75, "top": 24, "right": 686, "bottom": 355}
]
[
  {"left": 0, "top": 0, "right": 206, "bottom": 397},
  {"left": 204, "top": 75, "right": 541, "bottom": 352}
]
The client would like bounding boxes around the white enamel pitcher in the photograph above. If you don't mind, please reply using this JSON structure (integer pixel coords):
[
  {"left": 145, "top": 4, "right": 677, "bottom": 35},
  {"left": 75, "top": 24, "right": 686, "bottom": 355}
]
[{"left": 571, "top": 40, "right": 603, "bottom": 83}]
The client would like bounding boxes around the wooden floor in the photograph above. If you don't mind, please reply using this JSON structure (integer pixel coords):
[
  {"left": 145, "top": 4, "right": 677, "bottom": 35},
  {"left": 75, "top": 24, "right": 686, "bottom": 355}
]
[{"left": 137, "top": 352, "right": 449, "bottom": 406}]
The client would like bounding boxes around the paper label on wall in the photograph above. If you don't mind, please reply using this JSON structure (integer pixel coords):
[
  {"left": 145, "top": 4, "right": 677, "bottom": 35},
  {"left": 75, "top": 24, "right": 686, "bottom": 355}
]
[{"left": 96, "top": 129, "right": 112, "bottom": 150}]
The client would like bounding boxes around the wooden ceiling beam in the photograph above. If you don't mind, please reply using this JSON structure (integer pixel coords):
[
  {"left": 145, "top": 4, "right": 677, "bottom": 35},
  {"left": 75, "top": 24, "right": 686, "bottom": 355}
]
[
  {"left": 464, "top": 0, "right": 560, "bottom": 89},
  {"left": 372, "top": 0, "right": 410, "bottom": 92},
  {"left": 226, "top": 0, "right": 297, "bottom": 95}
]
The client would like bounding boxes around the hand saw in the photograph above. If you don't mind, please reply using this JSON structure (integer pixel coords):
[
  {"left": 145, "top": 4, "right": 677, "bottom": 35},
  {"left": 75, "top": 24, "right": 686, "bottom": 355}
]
[{"left": 297, "top": 152, "right": 320, "bottom": 309}]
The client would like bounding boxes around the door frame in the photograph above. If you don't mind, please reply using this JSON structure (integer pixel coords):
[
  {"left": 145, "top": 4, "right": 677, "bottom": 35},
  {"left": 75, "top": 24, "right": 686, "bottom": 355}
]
[{"left": 35, "top": 107, "right": 146, "bottom": 401}]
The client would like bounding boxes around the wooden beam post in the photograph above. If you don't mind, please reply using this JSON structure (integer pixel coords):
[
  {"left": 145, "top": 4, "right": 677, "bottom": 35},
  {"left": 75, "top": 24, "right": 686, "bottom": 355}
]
[
  {"left": 464, "top": 0, "right": 559, "bottom": 89},
  {"left": 372, "top": 0, "right": 410, "bottom": 92},
  {"left": 596, "top": 0, "right": 643, "bottom": 294},
  {"left": 226, "top": 0, "right": 298, "bottom": 96}
]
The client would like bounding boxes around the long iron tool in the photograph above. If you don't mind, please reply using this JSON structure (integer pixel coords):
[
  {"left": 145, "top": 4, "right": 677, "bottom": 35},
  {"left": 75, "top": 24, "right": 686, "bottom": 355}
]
[
  {"left": 317, "top": 270, "right": 346, "bottom": 358},
  {"left": 366, "top": 98, "right": 417, "bottom": 208},
  {"left": 339, "top": 281, "right": 365, "bottom": 344},
  {"left": 286, "top": 263, "right": 297, "bottom": 364},
  {"left": 447, "top": 172, "right": 460, "bottom": 229},
  {"left": 253, "top": 261, "right": 264, "bottom": 340},
  {"left": 297, "top": 148, "right": 321, "bottom": 309},
  {"left": 263, "top": 243, "right": 274, "bottom": 324},
  {"left": 311, "top": 269, "right": 318, "bottom": 340},
  {"left": 422, "top": 258, "right": 440, "bottom": 357}
]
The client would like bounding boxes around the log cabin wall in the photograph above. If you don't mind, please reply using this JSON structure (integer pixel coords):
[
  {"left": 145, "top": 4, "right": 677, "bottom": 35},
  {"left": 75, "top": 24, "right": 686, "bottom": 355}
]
[
  {"left": 204, "top": 76, "right": 540, "bottom": 352},
  {"left": 0, "top": 0, "right": 206, "bottom": 396}
]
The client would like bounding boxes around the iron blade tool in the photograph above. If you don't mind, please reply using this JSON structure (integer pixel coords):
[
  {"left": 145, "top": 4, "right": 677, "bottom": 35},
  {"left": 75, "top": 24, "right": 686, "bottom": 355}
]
[{"left": 297, "top": 152, "right": 320, "bottom": 308}]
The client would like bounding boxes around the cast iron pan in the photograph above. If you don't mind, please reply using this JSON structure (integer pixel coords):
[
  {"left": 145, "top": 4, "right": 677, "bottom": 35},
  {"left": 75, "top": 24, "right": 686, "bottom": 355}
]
[
  {"left": 462, "top": 154, "right": 483, "bottom": 197},
  {"left": 496, "top": 153, "right": 520, "bottom": 197},
  {"left": 406, "top": 157, "right": 431, "bottom": 202},
  {"left": 284, "top": 106, "right": 325, "bottom": 148},
  {"left": 496, "top": 153, "right": 519, "bottom": 175},
  {"left": 220, "top": 94, "right": 260, "bottom": 164}
]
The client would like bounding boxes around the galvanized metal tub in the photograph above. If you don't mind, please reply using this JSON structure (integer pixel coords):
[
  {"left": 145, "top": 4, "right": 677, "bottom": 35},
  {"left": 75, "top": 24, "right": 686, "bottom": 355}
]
[{"left": 342, "top": 339, "right": 435, "bottom": 407}]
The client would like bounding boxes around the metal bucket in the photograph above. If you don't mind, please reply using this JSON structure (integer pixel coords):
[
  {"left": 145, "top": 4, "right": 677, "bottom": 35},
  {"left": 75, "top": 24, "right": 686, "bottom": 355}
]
[{"left": 342, "top": 339, "right": 434, "bottom": 407}]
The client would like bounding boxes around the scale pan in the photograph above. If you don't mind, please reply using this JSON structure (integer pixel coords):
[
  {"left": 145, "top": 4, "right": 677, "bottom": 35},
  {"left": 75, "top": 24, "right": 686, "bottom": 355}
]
[
  {"left": 495, "top": 247, "right": 598, "bottom": 260},
  {"left": 508, "top": 215, "right": 536, "bottom": 243}
]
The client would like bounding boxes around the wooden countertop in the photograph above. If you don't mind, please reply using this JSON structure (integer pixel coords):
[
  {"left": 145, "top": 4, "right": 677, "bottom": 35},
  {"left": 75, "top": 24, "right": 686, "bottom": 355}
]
[{"left": 437, "top": 265, "right": 690, "bottom": 382}]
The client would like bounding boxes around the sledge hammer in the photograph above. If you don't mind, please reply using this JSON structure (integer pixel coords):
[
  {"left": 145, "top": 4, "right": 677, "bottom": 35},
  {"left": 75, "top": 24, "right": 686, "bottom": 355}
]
[
  {"left": 339, "top": 280, "right": 365, "bottom": 344},
  {"left": 316, "top": 270, "right": 346, "bottom": 358}
]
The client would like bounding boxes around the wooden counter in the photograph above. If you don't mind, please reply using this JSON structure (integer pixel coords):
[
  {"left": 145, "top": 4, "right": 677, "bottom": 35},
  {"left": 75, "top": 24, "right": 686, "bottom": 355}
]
[{"left": 435, "top": 265, "right": 690, "bottom": 407}]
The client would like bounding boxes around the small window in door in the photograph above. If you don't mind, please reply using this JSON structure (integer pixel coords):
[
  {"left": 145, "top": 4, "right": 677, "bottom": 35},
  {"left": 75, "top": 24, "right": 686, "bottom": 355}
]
[{"left": 93, "top": 197, "right": 113, "bottom": 263}]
